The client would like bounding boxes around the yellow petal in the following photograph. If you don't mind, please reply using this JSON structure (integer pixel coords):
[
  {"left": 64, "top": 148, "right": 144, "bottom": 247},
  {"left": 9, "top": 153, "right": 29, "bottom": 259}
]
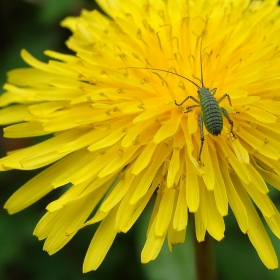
[
  {"left": 167, "top": 228, "right": 186, "bottom": 252},
  {"left": 130, "top": 144, "right": 172, "bottom": 204},
  {"left": 121, "top": 118, "right": 156, "bottom": 148},
  {"left": 43, "top": 193, "right": 95, "bottom": 255},
  {"left": 132, "top": 141, "right": 158, "bottom": 175},
  {"left": 34, "top": 212, "right": 59, "bottom": 240},
  {"left": 117, "top": 177, "right": 157, "bottom": 233},
  {"left": 153, "top": 109, "right": 182, "bottom": 143},
  {"left": 245, "top": 164, "right": 269, "bottom": 194},
  {"left": 173, "top": 178, "right": 188, "bottom": 231},
  {"left": 205, "top": 190, "right": 225, "bottom": 241},
  {"left": 4, "top": 122, "right": 51, "bottom": 138},
  {"left": 98, "top": 144, "right": 141, "bottom": 178},
  {"left": 141, "top": 218, "right": 166, "bottom": 263},
  {"left": 155, "top": 187, "right": 175, "bottom": 237},
  {"left": 231, "top": 138, "right": 250, "bottom": 164},
  {"left": 83, "top": 207, "right": 118, "bottom": 272},
  {"left": 251, "top": 158, "right": 280, "bottom": 191},
  {"left": 4, "top": 152, "right": 86, "bottom": 213},
  {"left": 0, "top": 105, "right": 31, "bottom": 125},
  {"left": 238, "top": 127, "right": 279, "bottom": 160},
  {"left": 100, "top": 167, "right": 135, "bottom": 213},
  {"left": 264, "top": 201, "right": 280, "bottom": 239},
  {"left": 219, "top": 158, "right": 248, "bottom": 233},
  {"left": 46, "top": 180, "right": 90, "bottom": 212},
  {"left": 215, "top": 137, "right": 250, "bottom": 184},
  {"left": 234, "top": 177, "right": 278, "bottom": 269},
  {"left": 209, "top": 141, "right": 228, "bottom": 216},
  {"left": 244, "top": 105, "right": 277, "bottom": 123},
  {"left": 201, "top": 138, "right": 215, "bottom": 190},
  {"left": 167, "top": 146, "right": 181, "bottom": 188},
  {"left": 242, "top": 181, "right": 274, "bottom": 218},
  {"left": 185, "top": 148, "right": 200, "bottom": 212},
  {"left": 194, "top": 179, "right": 207, "bottom": 242}
]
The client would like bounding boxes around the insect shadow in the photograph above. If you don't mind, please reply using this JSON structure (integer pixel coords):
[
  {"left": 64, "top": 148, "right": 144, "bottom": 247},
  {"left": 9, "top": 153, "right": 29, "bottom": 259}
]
[{"left": 120, "top": 35, "right": 237, "bottom": 165}]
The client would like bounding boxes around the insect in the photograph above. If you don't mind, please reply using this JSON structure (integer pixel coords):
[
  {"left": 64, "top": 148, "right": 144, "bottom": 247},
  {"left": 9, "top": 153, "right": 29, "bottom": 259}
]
[{"left": 122, "top": 36, "right": 237, "bottom": 164}]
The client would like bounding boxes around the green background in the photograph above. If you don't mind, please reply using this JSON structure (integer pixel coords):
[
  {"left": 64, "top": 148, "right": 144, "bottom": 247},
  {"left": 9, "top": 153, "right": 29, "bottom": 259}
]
[{"left": 0, "top": 1, "right": 280, "bottom": 279}]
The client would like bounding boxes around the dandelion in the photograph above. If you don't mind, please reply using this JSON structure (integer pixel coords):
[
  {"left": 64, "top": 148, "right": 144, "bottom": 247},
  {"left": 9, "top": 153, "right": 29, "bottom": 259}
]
[{"left": 1, "top": 0, "right": 280, "bottom": 274}]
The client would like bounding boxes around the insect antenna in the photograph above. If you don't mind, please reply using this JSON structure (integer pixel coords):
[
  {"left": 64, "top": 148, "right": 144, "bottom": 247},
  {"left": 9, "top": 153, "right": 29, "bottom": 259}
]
[
  {"left": 121, "top": 30, "right": 207, "bottom": 89},
  {"left": 199, "top": 33, "right": 205, "bottom": 87},
  {"left": 119, "top": 66, "right": 200, "bottom": 89}
]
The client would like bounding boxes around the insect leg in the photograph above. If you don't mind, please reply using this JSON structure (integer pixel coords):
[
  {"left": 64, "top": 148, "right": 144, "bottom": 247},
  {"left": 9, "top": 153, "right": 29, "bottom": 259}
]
[
  {"left": 210, "top": 88, "right": 217, "bottom": 95},
  {"left": 217, "top": 93, "right": 232, "bottom": 106},
  {"left": 198, "top": 114, "right": 205, "bottom": 164},
  {"left": 220, "top": 107, "right": 237, "bottom": 138},
  {"left": 174, "top": 96, "right": 199, "bottom": 106},
  {"left": 185, "top": 104, "right": 200, "bottom": 113}
]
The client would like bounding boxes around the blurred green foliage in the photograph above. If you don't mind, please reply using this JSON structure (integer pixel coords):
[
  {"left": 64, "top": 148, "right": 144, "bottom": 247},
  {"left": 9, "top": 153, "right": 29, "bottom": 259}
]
[{"left": 0, "top": 1, "right": 280, "bottom": 279}]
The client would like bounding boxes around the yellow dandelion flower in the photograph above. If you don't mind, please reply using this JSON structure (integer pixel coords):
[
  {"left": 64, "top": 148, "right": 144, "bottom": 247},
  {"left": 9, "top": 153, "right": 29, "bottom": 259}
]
[{"left": 1, "top": 0, "right": 280, "bottom": 273}]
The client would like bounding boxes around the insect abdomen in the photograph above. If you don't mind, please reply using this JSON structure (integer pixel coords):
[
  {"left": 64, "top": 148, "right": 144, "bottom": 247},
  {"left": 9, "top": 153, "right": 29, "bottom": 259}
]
[{"left": 199, "top": 88, "right": 223, "bottom": 136}]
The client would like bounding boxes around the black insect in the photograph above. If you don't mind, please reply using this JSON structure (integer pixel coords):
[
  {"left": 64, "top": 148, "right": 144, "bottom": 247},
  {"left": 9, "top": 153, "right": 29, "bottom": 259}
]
[{"left": 122, "top": 36, "right": 237, "bottom": 164}]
